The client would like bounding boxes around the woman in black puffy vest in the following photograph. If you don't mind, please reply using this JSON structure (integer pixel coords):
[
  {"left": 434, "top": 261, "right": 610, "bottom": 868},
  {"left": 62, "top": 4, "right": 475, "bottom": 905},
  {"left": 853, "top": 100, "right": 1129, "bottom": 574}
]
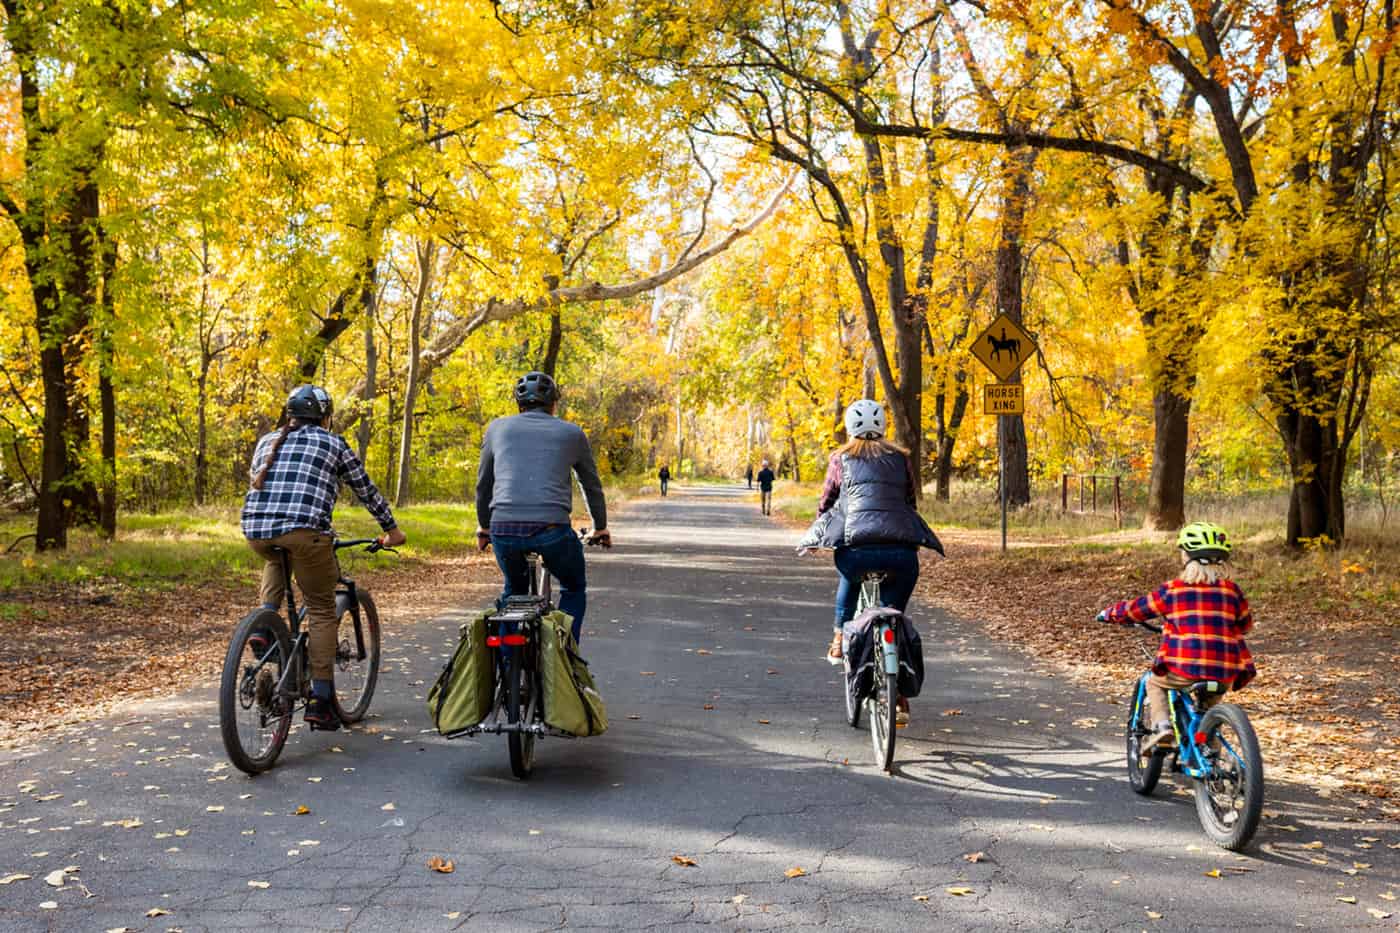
[{"left": 798, "top": 400, "right": 944, "bottom": 670}]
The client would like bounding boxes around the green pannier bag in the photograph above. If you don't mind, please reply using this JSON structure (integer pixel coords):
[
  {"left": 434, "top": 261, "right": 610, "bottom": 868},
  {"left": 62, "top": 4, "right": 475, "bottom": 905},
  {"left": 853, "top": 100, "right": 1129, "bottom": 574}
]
[
  {"left": 540, "top": 610, "right": 608, "bottom": 737},
  {"left": 427, "top": 610, "right": 495, "bottom": 737}
]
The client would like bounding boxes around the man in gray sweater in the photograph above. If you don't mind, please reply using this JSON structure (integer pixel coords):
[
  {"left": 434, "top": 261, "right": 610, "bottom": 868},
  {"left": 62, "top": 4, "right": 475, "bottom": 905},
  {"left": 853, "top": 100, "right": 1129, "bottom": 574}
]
[{"left": 475, "top": 371, "right": 610, "bottom": 642}]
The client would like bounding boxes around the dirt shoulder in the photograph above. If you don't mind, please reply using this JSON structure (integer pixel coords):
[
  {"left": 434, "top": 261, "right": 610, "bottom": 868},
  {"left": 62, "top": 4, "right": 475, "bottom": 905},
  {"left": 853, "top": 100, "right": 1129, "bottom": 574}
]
[
  {"left": 0, "top": 549, "right": 500, "bottom": 748},
  {"left": 917, "top": 529, "right": 1400, "bottom": 807}
]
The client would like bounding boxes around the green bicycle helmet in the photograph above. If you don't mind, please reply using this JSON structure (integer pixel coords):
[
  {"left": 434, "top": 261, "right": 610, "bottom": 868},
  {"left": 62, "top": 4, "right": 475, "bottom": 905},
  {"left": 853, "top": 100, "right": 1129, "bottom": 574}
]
[{"left": 1177, "top": 521, "right": 1231, "bottom": 564}]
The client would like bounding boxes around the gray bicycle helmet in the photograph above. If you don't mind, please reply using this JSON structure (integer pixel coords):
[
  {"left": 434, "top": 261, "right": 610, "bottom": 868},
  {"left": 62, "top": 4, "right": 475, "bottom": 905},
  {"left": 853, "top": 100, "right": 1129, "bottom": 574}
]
[
  {"left": 514, "top": 371, "right": 559, "bottom": 406},
  {"left": 285, "top": 384, "right": 333, "bottom": 421}
]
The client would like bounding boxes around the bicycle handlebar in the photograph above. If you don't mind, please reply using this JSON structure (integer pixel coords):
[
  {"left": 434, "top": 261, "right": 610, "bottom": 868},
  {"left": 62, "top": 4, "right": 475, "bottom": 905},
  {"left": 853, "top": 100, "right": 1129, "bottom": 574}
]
[{"left": 334, "top": 538, "right": 396, "bottom": 555}]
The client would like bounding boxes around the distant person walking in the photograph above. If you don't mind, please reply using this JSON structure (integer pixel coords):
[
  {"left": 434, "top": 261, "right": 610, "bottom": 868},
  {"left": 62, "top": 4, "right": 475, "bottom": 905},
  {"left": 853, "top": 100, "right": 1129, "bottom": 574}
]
[
  {"left": 745, "top": 464, "right": 754, "bottom": 489},
  {"left": 658, "top": 464, "right": 671, "bottom": 497},
  {"left": 757, "top": 460, "right": 775, "bottom": 515}
]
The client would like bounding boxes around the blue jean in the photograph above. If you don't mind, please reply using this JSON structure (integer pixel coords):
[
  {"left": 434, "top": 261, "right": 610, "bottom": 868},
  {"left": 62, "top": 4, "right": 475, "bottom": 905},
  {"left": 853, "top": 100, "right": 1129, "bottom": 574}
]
[
  {"left": 492, "top": 525, "right": 588, "bottom": 642},
  {"left": 833, "top": 545, "right": 920, "bottom": 631}
]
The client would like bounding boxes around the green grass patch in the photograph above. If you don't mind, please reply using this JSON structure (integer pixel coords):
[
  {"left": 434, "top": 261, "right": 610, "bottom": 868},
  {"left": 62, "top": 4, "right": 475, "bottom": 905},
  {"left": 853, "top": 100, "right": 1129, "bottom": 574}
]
[{"left": 0, "top": 502, "right": 481, "bottom": 595}]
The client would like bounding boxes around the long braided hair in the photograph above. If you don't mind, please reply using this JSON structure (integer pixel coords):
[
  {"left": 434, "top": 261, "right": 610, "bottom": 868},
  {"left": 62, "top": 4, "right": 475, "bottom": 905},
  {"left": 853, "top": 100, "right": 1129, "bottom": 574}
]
[{"left": 250, "top": 417, "right": 312, "bottom": 491}]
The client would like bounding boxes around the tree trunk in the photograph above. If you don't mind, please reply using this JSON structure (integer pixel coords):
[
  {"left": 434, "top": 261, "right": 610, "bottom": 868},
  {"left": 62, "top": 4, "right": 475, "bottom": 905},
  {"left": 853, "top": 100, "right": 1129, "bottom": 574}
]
[
  {"left": 97, "top": 228, "right": 117, "bottom": 537},
  {"left": 195, "top": 363, "right": 210, "bottom": 505},
  {"left": 395, "top": 240, "right": 434, "bottom": 508},
  {"left": 994, "top": 148, "right": 1036, "bottom": 507},
  {"left": 541, "top": 307, "right": 563, "bottom": 377},
  {"left": 1145, "top": 386, "right": 1190, "bottom": 529},
  {"left": 1279, "top": 399, "right": 1345, "bottom": 545},
  {"left": 934, "top": 372, "right": 970, "bottom": 501},
  {"left": 357, "top": 292, "right": 377, "bottom": 462}
]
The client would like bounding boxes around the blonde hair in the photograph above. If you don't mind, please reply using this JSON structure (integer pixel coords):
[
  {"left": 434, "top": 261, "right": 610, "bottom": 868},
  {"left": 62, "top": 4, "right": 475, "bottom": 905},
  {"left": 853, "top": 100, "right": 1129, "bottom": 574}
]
[
  {"left": 1181, "top": 554, "right": 1232, "bottom": 584},
  {"left": 836, "top": 437, "right": 906, "bottom": 460}
]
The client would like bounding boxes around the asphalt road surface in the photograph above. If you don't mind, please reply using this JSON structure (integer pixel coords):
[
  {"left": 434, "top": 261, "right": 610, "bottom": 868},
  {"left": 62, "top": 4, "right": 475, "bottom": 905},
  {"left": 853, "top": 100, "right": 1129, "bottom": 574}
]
[{"left": 2, "top": 485, "right": 1398, "bottom": 931}]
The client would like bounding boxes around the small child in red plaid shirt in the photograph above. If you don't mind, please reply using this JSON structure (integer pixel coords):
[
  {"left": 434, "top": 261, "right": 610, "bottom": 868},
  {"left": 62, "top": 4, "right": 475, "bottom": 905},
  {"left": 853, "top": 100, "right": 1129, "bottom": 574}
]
[{"left": 1097, "top": 522, "right": 1255, "bottom": 752}]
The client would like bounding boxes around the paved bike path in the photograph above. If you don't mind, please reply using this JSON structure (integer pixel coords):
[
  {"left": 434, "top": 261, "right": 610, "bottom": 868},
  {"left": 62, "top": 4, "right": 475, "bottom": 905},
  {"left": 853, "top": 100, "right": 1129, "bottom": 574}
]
[{"left": 1, "top": 485, "right": 1397, "bottom": 931}]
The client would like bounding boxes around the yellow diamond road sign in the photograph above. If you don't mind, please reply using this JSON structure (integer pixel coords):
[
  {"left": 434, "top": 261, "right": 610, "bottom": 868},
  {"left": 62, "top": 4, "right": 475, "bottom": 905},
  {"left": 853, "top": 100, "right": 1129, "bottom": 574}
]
[{"left": 971, "top": 313, "right": 1037, "bottom": 382}]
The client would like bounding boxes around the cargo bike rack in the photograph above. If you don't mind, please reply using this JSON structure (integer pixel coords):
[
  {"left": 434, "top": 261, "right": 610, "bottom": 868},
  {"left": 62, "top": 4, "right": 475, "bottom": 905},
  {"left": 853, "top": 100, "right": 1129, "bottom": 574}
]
[{"left": 457, "top": 552, "right": 577, "bottom": 778}]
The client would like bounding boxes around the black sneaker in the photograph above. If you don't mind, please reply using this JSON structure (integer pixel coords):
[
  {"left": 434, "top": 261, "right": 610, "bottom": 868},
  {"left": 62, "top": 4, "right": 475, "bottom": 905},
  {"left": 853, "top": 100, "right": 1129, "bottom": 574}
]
[{"left": 304, "top": 696, "right": 341, "bottom": 732}]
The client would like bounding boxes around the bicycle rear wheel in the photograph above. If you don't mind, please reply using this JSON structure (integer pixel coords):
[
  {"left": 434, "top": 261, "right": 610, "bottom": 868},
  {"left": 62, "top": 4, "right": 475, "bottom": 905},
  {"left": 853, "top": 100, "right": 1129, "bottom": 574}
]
[
  {"left": 1125, "top": 679, "right": 1163, "bottom": 795},
  {"left": 506, "top": 648, "right": 535, "bottom": 779},
  {"left": 220, "top": 609, "right": 293, "bottom": 775},
  {"left": 1193, "top": 703, "right": 1263, "bottom": 850},
  {"left": 332, "top": 590, "right": 381, "bottom": 724},
  {"left": 867, "top": 671, "right": 898, "bottom": 771}
]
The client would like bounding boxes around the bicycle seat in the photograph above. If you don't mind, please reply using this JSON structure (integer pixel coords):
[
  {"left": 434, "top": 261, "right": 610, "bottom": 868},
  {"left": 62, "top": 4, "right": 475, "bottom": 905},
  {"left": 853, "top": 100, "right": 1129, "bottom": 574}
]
[{"left": 1188, "top": 681, "right": 1227, "bottom": 701}]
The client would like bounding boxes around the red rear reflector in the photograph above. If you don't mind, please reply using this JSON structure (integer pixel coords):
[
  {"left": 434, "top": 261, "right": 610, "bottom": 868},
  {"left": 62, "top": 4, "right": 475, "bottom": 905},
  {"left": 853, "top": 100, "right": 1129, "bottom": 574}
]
[
  {"left": 1194, "top": 731, "right": 1208, "bottom": 746},
  {"left": 882, "top": 629, "right": 895, "bottom": 644},
  {"left": 503, "top": 634, "right": 528, "bottom": 646},
  {"left": 485, "top": 636, "right": 501, "bottom": 647}
]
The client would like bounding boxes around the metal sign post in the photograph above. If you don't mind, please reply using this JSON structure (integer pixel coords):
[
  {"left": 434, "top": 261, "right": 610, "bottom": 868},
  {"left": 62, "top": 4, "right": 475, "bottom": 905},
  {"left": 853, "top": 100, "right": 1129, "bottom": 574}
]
[{"left": 971, "top": 313, "right": 1039, "bottom": 555}]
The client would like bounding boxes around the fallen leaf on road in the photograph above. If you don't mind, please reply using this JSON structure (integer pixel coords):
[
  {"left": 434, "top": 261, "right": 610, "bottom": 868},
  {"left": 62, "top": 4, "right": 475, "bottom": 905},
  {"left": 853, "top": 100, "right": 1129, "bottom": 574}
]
[
  {"left": 1303, "top": 840, "right": 1325, "bottom": 850},
  {"left": 913, "top": 894, "right": 929, "bottom": 901},
  {"left": 247, "top": 880, "right": 270, "bottom": 889},
  {"left": 696, "top": 649, "right": 712, "bottom": 655},
  {"left": 1367, "top": 908, "right": 1392, "bottom": 919},
  {"left": 427, "top": 857, "right": 455, "bottom": 874},
  {"left": 942, "top": 709, "right": 963, "bottom": 717},
  {"left": 1379, "top": 891, "right": 1396, "bottom": 900},
  {"left": 35, "top": 793, "right": 63, "bottom": 802},
  {"left": 1337, "top": 896, "right": 1357, "bottom": 904},
  {"left": 39, "top": 901, "right": 57, "bottom": 909},
  {"left": 627, "top": 715, "right": 641, "bottom": 720},
  {"left": 44, "top": 868, "right": 70, "bottom": 887},
  {"left": 640, "top": 672, "right": 656, "bottom": 676},
  {"left": 962, "top": 852, "right": 985, "bottom": 863},
  {"left": 671, "top": 855, "right": 698, "bottom": 867},
  {"left": 756, "top": 719, "right": 771, "bottom": 725},
  {"left": 703, "top": 705, "right": 714, "bottom": 710},
  {"left": 1353, "top": 862, "right": 1371, "bottom": 869},
  {"left": 946, "top": 886, "right": 974, "bottom": 896},
  {"left": 732, "top": 894, "right": 748, "bottom": 904},
  {"left": 766, "top": 669, "right": 779, "bottom": 675},
  {"left": 1146, "top": 910, "right": 1163, "bottom": 920},
  {"left": 784, "top": 867, "right": 806, "bottom": 878},
  {"left": 295, "top": 806, "right": 311, "bottom": 815},
  {"left": 380, "top": 802, "right": 395, "bottom": 811},
  {"left": 444, "top": 912, "right": 461, "bottom": 919},
  {"left": 145, "top": 908, "right": 168, "bottom": 917},
  {"left": 307, "top": 777, "right": 322, "bottom": 783},
  {"left": 0, "top": 873, "right": 31, "bottom": 884},
  {"left": 205, "top": 806, "right": 224, "bottom": 813}
]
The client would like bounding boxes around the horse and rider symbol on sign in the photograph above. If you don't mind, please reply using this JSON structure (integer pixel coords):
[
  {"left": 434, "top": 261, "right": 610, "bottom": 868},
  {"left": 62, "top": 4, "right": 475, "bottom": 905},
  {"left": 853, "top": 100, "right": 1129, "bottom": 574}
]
[
  {"left": 971, "top": 313, "right": 1038, "bottom": 384},
  {"left": 970, "top": 313, "right": 1038, "bottom": 415}
]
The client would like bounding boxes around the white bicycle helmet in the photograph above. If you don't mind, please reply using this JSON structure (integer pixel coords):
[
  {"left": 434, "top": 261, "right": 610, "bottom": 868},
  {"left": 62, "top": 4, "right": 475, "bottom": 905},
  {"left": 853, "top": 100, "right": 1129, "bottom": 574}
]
[{"left": 843, "top": 399, "right": 886, "bottom": 439}]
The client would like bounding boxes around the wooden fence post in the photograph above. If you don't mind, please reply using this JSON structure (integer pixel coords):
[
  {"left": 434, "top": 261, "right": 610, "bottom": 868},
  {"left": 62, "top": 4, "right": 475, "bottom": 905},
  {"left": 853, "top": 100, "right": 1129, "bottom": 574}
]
[
  {"left": 1061, "top": 474, "right": 1069, "bottom": 513},
  {"left": 1114, "top": 475, "right": 1122, "bottom": 528}
]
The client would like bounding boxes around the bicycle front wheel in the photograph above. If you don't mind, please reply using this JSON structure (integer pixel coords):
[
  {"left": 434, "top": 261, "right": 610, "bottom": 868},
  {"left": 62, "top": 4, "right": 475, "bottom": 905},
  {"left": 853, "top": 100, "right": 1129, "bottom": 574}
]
[
  {"left": 867, "top": 671, "right": 898, "bottom": 771},
  {"left": 1125, "top": 679, "right": 1163, "bottom": 795},
  {"left": 332, "top": 589, "right": 381, "bottom": 724},
  {"left": 220, "top": 609, "right": 293, "bottom": 775},
  {"left": 506, "top": 649, "right": 535, "bottom": 780},
  {"left": 1193, "top": 703, "right": 1263, "bottom": 850}
]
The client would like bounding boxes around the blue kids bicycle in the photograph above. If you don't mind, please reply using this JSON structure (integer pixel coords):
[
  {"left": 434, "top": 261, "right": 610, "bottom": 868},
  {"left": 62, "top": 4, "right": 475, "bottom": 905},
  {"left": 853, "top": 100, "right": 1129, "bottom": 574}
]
[{"left": 1122, "top": 620, "right": 1264, "bottom": 851}]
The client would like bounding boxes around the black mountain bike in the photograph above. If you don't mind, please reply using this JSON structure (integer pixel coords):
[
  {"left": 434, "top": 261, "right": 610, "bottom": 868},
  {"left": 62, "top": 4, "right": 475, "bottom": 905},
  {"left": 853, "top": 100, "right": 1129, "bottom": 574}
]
[{"left": 219, "top": 538, "right": 393, "bottom": 774}]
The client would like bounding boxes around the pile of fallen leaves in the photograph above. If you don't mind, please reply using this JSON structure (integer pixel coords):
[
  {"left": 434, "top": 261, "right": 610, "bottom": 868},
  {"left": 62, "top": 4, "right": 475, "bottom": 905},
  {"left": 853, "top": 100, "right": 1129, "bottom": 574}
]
[
  {"left": 919, "top": 529, "right": 1400, "bottom": 805},
  {"left": 0, "top": 550, "right": 497, "bottom": 745}
]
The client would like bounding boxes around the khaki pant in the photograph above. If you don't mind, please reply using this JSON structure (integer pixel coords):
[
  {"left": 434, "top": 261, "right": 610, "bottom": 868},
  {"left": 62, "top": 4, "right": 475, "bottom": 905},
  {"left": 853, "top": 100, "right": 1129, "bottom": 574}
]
[
  {"left": 248, "top": 529, "right": 339, "bottom": 680},
  {"left": 1146, "top": 672, "right": 1224, "bottom": 727}
]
